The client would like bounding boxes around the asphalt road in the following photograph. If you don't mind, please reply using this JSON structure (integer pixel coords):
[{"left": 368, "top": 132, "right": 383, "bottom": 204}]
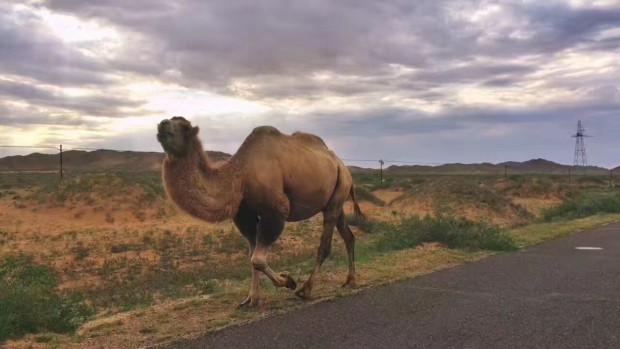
[{"left": 160, "top": 222, "right": 620, "bottom": 349}]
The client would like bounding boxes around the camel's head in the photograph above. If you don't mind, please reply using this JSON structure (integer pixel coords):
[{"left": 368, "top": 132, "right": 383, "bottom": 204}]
[{"left": 157, "top": 116, "right": 200, "bottom": 156}]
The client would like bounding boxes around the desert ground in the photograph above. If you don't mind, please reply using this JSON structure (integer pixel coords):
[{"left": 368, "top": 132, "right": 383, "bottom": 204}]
[{"left": 1, "top": 170, "right": 618, "bottom": 348}]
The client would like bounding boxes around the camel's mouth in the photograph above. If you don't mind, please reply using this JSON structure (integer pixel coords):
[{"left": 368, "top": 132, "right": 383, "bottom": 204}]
[
  {"left": 157, "top": 131, "right": 173, "bottom": 143},
  {"left": 157, "top": 119, "right": 174, "bottom": 143}
]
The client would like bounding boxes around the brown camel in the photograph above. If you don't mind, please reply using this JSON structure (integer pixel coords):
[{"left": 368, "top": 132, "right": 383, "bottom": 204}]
[{"left": 156, "top": 116, "right": 363, "bottom": 308}]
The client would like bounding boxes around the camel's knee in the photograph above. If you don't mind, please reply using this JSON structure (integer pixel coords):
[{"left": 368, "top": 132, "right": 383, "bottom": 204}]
[
  {"left": 319, "top": 247, "right": 330, "bottom": 261},
  {"left": 317, "top": 242, "right": 332, "bottom": 262},
  {"left": 250, "top": 254, "right": 267, "bottom": 271},
  {"left": 248, "top": 244, "right": 256, "bottom": 259}
]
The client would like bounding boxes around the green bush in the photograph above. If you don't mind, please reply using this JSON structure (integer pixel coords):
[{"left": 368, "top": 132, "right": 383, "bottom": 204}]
[
  {"left": 543, "top": 190, "right": 620, "bottom": 221},
  {"left": 0, "top": 254, "right": 94, "bottom": 342},
  {"left": 374, "top": 214, "right": 517, "bottom": 252},
  {"left": 345, "top": 213, "right": 378, "bottom": 234}
]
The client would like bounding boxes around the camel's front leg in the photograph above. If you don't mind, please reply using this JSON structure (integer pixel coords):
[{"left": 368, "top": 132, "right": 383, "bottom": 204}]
[
  {"left": 233, "top": 202, "right": 263, "bottom": 309},
  {"left": 239, "top": 214, "right": 296, "bottom": 309},
  {"left": 238, "top": 268, "right": 261, "bottom": 309},
  {"left": 251, "top": 242, "right": 297, "bottom": 291},
  {"left": 252, "top": 214, "right": 296, "bottom": 291}
]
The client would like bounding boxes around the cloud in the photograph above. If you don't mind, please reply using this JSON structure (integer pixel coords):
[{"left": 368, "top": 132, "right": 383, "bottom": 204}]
[
  {"left": 0, "top": 3, "right": 114, "bottom": 86},
  {"left": 0, "top": 0, "right": 618, "bottom": 167},
  {"left": 41, "top": 1, "right": 620, "bottom": 95},
  {"left": 0, "top": 79, "right": 146, "bottom": 118}
]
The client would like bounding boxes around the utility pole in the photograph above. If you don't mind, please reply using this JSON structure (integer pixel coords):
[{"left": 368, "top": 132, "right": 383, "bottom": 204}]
[
  {"left": 379, "top": 159, "right": 384, "bottom": 183},
  {"left": 59, "top": 144, "right": 63, "bottom": 179},
  {"left": 572, "top": 121, "right": 590, "bottom": 167}
]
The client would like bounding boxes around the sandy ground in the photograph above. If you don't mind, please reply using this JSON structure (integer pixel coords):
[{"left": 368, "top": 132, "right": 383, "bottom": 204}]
[{"left": 0, "top": 184, "right": 559, "bottom": 349}]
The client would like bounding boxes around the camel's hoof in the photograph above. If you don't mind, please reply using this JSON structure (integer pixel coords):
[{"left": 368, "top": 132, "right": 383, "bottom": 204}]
[
  {"left": 341, "top": 277, "right": 357, "bottom": 288},
  {"left": 294, "top": 289, "right": 309, "bottom": 299},
  {"left": 237, "top": 297, "right": 259, "bottom": 310},
  {"left": 280, "top": 273, "right": 297, "bottom": 290},
  {"left": 294, "top": 282, "right": 313, "bottom": 299}
]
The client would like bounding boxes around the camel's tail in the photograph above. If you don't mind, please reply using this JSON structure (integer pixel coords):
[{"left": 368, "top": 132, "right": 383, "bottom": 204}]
[{"left": 349, "top": 186, "right": 365, "bottom": 224}]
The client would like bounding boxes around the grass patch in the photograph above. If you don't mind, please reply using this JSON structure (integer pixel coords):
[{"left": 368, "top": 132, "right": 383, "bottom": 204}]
[
  {"left": 373, "top": 213, "right": 518, "bottom": 252},
  {"left": 508, "top": 213, "right": 620, "bottom": 246},
  {"left": 543, "top": 189, "right": 620, "bottom": 221},
  {"left": 0, "top": 254, "right": 94, "bottom": 342}
]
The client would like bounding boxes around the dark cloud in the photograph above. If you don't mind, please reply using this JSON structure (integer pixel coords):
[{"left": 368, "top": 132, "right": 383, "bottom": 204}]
[
  {"left": 524, "top": 3, "right": 620, "bottom": 51},
  {"left": 0, "top": 103, "right": 96, "bottom": 126},
  {"left": 42, "top": 0, "right": 471, "bottom": 93},
  {"left": 0, "top": 4, "right": 113, "bottom": 86},
  {"left": 482, "top": 78, "right": 516, "bottom": 87},
  {"left": 287, "top": 87, "right": 620, "bottom": 139},
  {"left": 41, "top": 1, "right": 620, "bottom": 98},
  {"left": 0, "top": 80, "right": 146, "bottom": 117}
]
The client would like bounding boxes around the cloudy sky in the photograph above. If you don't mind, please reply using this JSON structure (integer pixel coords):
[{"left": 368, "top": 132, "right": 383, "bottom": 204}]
[{"left": 1, "top": 0, "right": 619, "bottom": 168}]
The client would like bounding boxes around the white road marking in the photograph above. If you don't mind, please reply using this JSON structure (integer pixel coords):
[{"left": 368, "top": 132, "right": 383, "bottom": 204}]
[{"left": 574, "top": 247, "right": 603, "bottom": 250}]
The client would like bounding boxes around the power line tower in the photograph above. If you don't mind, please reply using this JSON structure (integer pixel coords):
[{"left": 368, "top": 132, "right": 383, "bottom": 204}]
[{"left": 572, "top": 120, "right": 590, "bottom": 167}]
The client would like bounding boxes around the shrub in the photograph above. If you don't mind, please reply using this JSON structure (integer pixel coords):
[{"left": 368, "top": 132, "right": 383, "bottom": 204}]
[
  {"left": 345, "top": 213, "right": 378, "bottom": 234},
  {"left": 0, "top": 254, "right": 94, "bottom": 342},
  {"left": 374, "top": 213, "right": 517, "bottom": 252},
  {"left": 70, "top": 241, "right": 90, "bottom": 260},
  {"left": 543, "top": 190, "right": 620, "bottom": 221}
]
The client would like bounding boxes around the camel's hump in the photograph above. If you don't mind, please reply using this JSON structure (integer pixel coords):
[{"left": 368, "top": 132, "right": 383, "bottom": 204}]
[
  {"left": 291, "top": 131, "right": 327, "bottom": 147},
  {"left": 251, "top": 126, "right": 282, "bottom": 136}
]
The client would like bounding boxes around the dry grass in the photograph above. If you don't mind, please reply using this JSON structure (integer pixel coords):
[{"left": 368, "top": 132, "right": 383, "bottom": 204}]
[{"left": 1, "top": 172, "right": 617, "bottom": 348}]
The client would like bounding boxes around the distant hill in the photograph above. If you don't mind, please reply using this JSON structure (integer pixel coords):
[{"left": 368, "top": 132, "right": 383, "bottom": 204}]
[
  {"left": 387, "top": 158, "right": 610, "bottom": 175},
  {"left": 0, "top": 149, "right": 231, "bottom": 173},
  {"left": 0, "top": 150, "right": 612, "bottom": 175}
]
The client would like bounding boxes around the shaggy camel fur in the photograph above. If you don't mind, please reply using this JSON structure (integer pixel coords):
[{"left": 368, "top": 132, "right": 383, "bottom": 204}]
[{"left": 157, "top": 116, "right": 364, "bottom": 308}]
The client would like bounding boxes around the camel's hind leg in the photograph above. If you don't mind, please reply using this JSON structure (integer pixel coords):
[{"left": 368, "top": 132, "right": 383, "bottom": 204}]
[
  {"left": 336, "top": 211, "right": 356, "bottom": 287},
  {"left": 295, "top": 164, "right": 354, "bottom": 299}
]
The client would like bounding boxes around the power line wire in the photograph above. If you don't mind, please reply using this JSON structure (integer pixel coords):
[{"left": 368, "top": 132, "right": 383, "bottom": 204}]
[{"left": 0, "top": 145, "right": 59, "bottom": 150}]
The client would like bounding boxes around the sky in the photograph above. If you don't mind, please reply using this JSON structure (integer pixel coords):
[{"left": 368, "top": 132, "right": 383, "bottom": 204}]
[{"left": 1, "top": 0, "right": 619, "bottom": 168}]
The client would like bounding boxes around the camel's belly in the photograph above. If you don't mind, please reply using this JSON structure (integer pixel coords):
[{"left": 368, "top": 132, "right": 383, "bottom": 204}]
[
  {"left": 286, "top": 208, "right": 321, "bottom": 222},
  {"left": 285, "top": 193, "right": 330, "bottom": 222}
]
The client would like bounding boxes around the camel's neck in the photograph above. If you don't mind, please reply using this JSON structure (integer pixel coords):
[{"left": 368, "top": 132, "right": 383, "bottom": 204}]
[{"left": 162, "top": 140, "right": 243, "bottom": 222}]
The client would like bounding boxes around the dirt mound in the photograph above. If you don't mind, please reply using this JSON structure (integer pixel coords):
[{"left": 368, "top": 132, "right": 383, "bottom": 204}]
[
  {"left": 494, "top": 177, "right": 568, "bottom": 199},
  {"left": 4, "top": 173, "right": 173, "bottom": 230},
  {"left": 391, "top": 177, "right": 532, "bottom": 226}
]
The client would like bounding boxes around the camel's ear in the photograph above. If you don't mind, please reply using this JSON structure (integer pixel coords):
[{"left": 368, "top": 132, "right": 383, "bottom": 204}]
[{"left": 191, "top": 126, "right": 200, "bottom": 137}]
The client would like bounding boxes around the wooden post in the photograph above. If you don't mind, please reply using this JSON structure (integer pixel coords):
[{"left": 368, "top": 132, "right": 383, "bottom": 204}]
[
  {"left": 610, "top": 169, "right": 613, "bottom": 188},
  {"left": 379, "top": 159, "right": 384, "bottom": 183},
  {"left": 59, "top": 144, "right": 63, "bottom": 179},
  {"left": 504, "top": 164, "right": 508, "bottom": 179}
]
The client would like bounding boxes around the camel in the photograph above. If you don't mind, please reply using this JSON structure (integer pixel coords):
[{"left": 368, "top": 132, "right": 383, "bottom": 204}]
[{"left": 156, "top": 116, "right": 364, "bottom": 308}]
